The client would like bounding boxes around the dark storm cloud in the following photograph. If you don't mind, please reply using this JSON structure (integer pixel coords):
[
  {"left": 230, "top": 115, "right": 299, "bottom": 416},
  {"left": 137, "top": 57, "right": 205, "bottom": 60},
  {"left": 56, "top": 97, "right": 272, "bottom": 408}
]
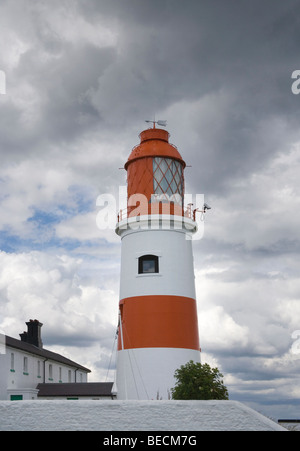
[
  {"left": 17, "top": 43, "right": 114, "bottom": 140},
  {"left": 78, "top": 0, "right": 300, "bottom": 102},
  {"left": 1, "top": 47, "right": 115, "bottom": 162},
  {"left": 74, "top": 0, "right": 300, "bottom": 196},
  {"left": 2, "top": 0, "right": 300, "bottom": 182}
]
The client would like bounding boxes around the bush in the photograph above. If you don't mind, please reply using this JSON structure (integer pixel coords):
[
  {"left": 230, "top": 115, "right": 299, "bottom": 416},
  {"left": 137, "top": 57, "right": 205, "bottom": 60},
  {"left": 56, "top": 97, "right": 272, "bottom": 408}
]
[{"left": 171, "top": 361, "right": 229, "bottom": 400}]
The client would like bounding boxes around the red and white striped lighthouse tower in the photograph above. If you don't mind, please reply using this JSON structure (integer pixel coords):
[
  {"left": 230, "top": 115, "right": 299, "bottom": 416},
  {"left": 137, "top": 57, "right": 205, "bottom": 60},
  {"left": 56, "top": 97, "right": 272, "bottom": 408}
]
[{"left": 115, "top": 123, "right": 201, "bottom": 400}]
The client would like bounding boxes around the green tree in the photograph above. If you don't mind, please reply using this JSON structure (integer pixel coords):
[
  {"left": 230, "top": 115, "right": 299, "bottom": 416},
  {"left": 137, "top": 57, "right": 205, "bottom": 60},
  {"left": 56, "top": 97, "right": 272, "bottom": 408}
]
[{"left": 171, "top": 361, "right": 229, "bottom": 400}]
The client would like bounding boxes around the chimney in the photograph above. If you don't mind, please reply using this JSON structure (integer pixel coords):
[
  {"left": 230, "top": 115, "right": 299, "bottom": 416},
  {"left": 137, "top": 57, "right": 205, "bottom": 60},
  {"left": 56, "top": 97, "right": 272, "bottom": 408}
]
[{"left": 20, "top": 320, "right": 43, "bottom": 348}]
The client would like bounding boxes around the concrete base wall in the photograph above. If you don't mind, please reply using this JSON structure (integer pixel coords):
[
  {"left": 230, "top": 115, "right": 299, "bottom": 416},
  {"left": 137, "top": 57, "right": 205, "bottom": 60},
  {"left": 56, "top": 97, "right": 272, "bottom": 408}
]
[{"left": 0, "top": 400, "right": 286, "bottom": 431}]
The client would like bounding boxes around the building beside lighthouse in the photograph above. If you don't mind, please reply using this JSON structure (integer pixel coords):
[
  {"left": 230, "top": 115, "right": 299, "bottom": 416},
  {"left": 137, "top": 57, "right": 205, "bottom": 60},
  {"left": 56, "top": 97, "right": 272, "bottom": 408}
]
[
  {"left": 0, "top": 320, "right": 115, "bottom": 401},
  {"left": 115, "top": 123, "right": 201, "bottom": 400}
]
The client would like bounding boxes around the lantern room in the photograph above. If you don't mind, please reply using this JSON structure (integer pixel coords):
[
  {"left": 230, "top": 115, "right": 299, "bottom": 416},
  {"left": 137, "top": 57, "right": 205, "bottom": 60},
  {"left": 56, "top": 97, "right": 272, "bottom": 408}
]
[{"left": 124, "top": 126, "right": 186, "bottom": 217}]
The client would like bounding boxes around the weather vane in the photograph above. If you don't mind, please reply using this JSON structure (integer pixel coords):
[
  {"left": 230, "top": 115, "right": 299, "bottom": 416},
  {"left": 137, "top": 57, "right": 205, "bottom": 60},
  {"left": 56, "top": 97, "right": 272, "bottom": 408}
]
[{"left": 145, "top": 119, "right": 167, "bottom": 128}]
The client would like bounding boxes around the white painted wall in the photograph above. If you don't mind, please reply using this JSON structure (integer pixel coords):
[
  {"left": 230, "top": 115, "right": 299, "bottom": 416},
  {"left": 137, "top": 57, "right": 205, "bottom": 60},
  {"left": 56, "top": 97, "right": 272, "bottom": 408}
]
[
  {"left": 116, "top": 215, "right": 201, "bottom": 400},
  {"left": 117, "top": 348, "right": 201, "bottom": 400},
  {"left": 0, "top": 346, "right": 88, "bottom": 401},
  {"left": 0, "top": 354, "right": 8, "bottom": 401},
  {"left": 0, "top": 400, "right": 286, "bottom": 431},
  {"left": 119, "top": 219, "right": 197, "bottom": 300}
]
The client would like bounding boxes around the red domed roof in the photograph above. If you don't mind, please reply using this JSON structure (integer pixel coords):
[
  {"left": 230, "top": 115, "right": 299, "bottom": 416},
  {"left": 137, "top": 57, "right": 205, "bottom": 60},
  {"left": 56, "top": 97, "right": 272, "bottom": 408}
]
[{"left": 125, "top": 127, "right": 186, "bottom": 170}]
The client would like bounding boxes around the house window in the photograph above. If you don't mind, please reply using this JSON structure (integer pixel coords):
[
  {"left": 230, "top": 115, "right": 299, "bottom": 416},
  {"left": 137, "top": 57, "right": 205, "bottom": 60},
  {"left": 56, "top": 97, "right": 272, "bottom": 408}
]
[
  {"left": 10, "top": 353, "right": 15, "bottom": 372},
  {"left": 23, "top": 356, "right": 28, "bottom": 375},
  {"left": 48, "top": 364, "right": 53, "bottom": 381},
  {"left": 68, "top": 370, "right": 72, "bottom": 383},
  {"left": 138, "top": 255, "right": 159, "bottom": 274},
  {"left": 37, "top": 361, "right": 41, "bottom": 378},
  {"left": 59, "top": 367, "right": 62, "bottom": 383}
]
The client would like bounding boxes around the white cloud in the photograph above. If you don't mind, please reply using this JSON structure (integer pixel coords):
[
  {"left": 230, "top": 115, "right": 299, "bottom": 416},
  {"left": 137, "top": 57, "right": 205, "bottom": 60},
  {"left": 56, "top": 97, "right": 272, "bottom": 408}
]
[
  {"left": 55, "top": 211, "right": 101, "bottom": 242},
  {"left": 203, "top": 141, "right": 300, "bottom": 251},
  {"left": 56, "top": 215, "right": 120, "bottom": 244},
  {"left": 0, "top": 250, "right": 119, "bottom": 379},
  {"left": 198, "top": 305, "right": 249, "bottom": 351},
  {"left": 0, "top": 160, "right": 73, "bottom": 229}
]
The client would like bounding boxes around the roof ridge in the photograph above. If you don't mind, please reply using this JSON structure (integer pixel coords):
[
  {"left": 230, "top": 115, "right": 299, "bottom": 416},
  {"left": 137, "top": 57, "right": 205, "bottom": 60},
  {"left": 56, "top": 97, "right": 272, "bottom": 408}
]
[{"left": 5, "top": 335, "right": 91, "bottom": 373}]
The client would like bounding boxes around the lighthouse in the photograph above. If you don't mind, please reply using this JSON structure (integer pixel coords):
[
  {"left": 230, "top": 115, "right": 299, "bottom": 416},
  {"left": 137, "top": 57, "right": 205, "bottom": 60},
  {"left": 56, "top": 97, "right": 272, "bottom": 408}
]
[{"left": 115, "top": 123, "right": 201, "bottom": 400}]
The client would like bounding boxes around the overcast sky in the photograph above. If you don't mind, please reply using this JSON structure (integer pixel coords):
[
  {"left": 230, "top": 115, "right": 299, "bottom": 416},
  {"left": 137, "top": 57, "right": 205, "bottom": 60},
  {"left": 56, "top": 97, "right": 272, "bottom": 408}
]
[{"left": 1, "top": 0, "right": 300, "bottom": 420}]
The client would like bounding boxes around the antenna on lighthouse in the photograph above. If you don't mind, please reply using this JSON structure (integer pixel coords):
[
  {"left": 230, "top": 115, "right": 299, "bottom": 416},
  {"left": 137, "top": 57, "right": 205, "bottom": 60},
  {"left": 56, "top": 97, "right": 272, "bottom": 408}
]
[{"left": 145, "top": 120, "right": 167, "bottom": 128}]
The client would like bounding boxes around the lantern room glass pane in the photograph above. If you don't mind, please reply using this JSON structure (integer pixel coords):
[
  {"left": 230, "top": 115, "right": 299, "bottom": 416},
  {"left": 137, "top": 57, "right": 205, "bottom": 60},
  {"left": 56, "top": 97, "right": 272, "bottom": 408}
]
[{"left": 153, "top": 158, "right": 184, "bottom": 199}]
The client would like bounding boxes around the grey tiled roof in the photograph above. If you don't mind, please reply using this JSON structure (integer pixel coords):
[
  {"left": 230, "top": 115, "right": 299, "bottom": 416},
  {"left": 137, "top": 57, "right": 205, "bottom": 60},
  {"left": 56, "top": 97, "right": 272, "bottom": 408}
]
[
  {"left": 37, "top": 382, "right": 115, "bottom": 397},
  {"left": 6, "top": 335, "right": 91, "bottom": 373}
]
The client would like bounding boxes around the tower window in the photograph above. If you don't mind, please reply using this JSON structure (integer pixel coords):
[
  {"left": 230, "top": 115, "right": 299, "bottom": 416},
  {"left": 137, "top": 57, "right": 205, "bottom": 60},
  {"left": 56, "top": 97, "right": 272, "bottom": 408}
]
[{"left": 138, "top": 255, "right": 159, "bottom": 274}]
